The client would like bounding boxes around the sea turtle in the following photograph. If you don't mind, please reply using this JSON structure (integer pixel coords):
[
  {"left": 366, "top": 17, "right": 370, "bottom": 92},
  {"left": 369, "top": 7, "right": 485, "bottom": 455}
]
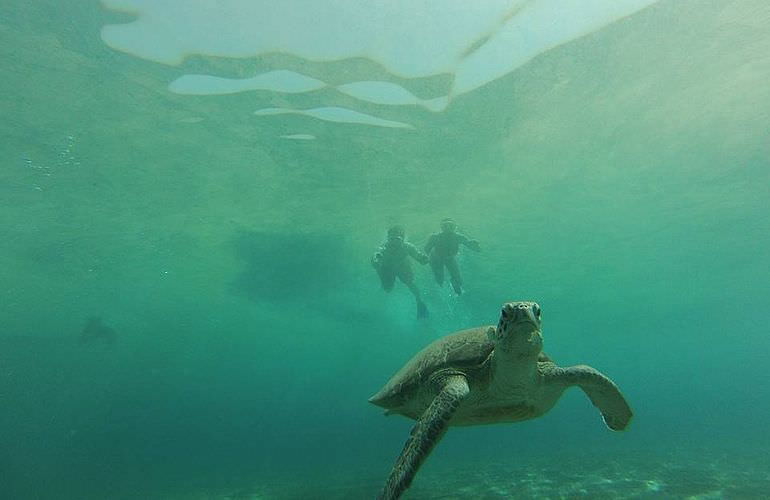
[{"left": 369, "top": 301, "right": 633, "bottom": 500}]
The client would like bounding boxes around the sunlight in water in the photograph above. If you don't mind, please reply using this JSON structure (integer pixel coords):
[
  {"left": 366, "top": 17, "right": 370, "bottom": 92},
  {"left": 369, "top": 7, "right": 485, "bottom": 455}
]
[{"left": 101, "top": 0, "right": 659, "bottom": 127}]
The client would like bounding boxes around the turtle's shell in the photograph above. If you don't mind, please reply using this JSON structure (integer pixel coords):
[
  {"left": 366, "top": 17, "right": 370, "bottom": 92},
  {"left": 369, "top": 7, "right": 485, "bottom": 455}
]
[{"left": 369, "top": 327, "right": 494, "bottom": 409}]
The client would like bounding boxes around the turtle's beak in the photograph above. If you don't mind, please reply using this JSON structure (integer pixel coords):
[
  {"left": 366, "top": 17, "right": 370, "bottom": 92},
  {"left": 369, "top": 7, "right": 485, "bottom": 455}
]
[{"left": 499, "top": 302, "right": 540, "bottom": 334}]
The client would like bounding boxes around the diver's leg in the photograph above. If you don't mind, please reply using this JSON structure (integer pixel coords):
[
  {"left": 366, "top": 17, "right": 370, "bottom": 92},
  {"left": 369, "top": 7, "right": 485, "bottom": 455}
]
[
  {"left": 429, "top": 255, "right": 444, "bottom": 285},
  {"left": 447, "top": 257, "right": 463, "bottom": 295},
  {"left": 378, "top": 267, "right": 396, "bottom": 292},
  {"left": 398, "top": 267, "right": 428, "bottom": 318}
]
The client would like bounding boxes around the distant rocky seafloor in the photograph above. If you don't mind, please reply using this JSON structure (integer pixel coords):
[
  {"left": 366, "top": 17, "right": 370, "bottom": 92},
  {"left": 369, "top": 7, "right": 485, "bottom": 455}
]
[{"left": 151, "top": 448, "right": 769, "bottom": 499}]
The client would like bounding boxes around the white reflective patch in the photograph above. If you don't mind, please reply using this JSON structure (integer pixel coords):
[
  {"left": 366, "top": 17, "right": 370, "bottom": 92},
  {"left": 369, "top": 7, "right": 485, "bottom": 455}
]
[
  {"left": 254, "top": 107, "right": 412, "bottom": 128},
  {"left": 280, "top": 134, "right": 317, "bottom": 140},
  {"left": 337, "top": 81, "right": 447, "bottom": 111},
  {"left": 102, "top": 0, "right": 659, "bottom": 100},
  {"left": 100, "top": 0, "right": 518, "bottom": 73},
  {"left": 168, "top": 70, "right": 326, "bottom": 95},
  {"left": 451, "top": 0, "right": 661, "bottom": 94}
]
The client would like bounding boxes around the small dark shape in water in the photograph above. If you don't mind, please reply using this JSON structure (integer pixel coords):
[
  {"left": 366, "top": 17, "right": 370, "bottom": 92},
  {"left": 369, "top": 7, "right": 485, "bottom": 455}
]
[{"left": 79, "top": 317, "right": 116, "bottom": 345}]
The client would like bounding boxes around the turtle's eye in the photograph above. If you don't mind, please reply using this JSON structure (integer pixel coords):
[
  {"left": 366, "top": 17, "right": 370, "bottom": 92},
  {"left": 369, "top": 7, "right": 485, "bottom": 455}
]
[{"left": 532, "top": 304, "right": 541, "bottom": 318}]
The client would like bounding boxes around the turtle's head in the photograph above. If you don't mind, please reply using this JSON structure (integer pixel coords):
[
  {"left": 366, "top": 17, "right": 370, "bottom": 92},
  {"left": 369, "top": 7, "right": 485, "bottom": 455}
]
[{"left": 489, "top": 301, "right": 543, "bottom": 356}]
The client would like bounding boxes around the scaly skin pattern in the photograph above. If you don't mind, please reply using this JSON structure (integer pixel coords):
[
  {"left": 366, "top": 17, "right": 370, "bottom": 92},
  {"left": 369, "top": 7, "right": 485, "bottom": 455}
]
[{"left": 377, "top": 375, "right": 469, "bottom": 500}]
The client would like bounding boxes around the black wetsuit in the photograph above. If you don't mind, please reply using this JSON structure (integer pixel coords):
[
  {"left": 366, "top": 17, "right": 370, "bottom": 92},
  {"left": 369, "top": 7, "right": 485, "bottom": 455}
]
[
  {"left": 424, "top": 231, "right": 479, "bottom": 294},
  {"left": 372, "top": 239, "right": 428, "bottom": 291}
]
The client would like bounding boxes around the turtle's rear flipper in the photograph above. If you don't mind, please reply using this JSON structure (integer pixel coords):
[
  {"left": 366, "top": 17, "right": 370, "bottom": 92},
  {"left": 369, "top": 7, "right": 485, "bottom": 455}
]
[{"left": 378, "top": 375, "right": 469, "bottom": 500}]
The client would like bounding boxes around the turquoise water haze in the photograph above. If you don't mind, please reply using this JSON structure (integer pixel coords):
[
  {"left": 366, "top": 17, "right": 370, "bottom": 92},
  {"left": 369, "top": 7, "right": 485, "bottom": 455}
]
[{"left": 1, "top": 1, "right": 769, "bottom": 498}]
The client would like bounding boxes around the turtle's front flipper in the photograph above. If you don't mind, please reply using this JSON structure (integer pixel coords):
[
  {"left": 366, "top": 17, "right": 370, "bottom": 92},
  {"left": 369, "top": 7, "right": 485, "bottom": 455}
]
[
  {"left": 556, "top": 365, "right": 633, "bottom": 431},
  {"left": 378, "top": 375, "right": 469, "bottom": 500}
]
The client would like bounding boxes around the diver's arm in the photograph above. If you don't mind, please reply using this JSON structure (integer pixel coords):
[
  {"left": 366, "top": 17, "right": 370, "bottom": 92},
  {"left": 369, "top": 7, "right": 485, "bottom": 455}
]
[
  {"left": 458, "top": 233, "right": 481, "bottom": 252},
  {"left": 371, "top": 244, "right": 386, "bottom": 268},
  {"left": 424, "top": 234, "right": 436, "bottom": 254},
  {"left": 407, "top": 242, "right": 429, "bottom": 265}
]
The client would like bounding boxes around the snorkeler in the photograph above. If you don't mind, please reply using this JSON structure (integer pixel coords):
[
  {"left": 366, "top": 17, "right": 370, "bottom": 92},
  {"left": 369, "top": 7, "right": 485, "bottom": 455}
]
[
  {"left": 424, "top": 218, "right": 481, "bottom": 296},
  {"left": 372, "top": 225, "right": 430, "bottom": 318}
]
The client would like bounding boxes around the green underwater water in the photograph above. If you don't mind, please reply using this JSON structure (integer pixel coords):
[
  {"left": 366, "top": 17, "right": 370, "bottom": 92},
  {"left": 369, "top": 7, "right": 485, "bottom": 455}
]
[{"left": 1, "top": 0, "right": 769, "bottom": 498}]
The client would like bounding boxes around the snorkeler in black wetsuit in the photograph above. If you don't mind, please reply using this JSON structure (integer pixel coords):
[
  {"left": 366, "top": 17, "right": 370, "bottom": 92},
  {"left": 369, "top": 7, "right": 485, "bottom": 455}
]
[
  {"left": 424, "top": 218, "right": 480, "bottom": 296},
  {"left": 371, "top": 225, "right": 430, "bottom": 318}
]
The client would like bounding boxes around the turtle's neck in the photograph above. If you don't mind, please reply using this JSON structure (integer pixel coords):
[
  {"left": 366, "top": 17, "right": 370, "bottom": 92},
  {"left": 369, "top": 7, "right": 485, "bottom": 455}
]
[{"left": 489, "top": 345, "right": 540, "bottom": 394}]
